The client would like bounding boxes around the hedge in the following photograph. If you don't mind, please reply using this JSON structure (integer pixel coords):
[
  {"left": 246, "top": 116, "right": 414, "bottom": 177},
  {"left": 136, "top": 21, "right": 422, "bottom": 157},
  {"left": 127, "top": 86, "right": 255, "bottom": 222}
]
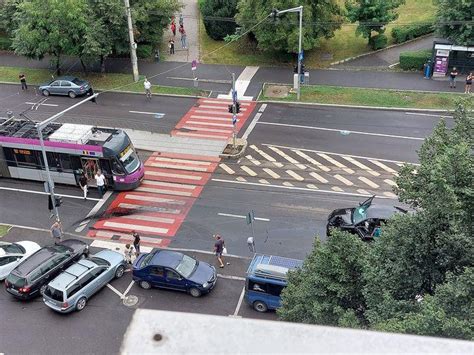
[
  {"left": 136, "top": 44, "right": 153, "bottom": 59},
  {"left": 399, "top": 50, "right": 432, "bottom": 71},
  {"left": 391, "top": 22, "right": 434, "bottom": 44},
  {"left": 0, "top": 35, "right": 12, "bottom": 50},
  {"left": 370, "top": 34, "right": 388, "bottom": 50}
]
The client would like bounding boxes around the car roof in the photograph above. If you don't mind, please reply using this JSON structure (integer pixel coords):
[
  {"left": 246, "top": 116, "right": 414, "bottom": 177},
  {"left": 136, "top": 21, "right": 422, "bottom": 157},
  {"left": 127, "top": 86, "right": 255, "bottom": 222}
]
[
  {"left": 56, "top": 76, "right": 77, "bottom": 81},
  {"left": 366, "top": 204, "right": 404, "bottom": 219},
  {"left": 13, "top": 246, "right": 66, "bottom": 276},
  {"left": 50, "top": 259, "right": 96, "bottom": 291},
  {"left": 150, "top": 250, "right": 183, "bottom": 268}
]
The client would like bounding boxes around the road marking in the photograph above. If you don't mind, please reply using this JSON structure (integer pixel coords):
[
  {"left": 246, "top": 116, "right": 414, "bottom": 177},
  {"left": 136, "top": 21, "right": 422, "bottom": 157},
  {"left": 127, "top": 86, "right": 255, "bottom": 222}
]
[
  {"left": 120, "top": 214, "right": 175, "bottom": 224},
  {"left": 173, "top": 131, "right": 229, "bottom": 139},
  {"left": 250, "top": 145, "right": 283, "bottom": 167},
  {"left": 77, "top": 191, "right": 113, "bottom": 233},
  {"left": 217, "top": 274, "right": 246, "bottom": 281},
  {"left": 286, "top": 170, "right": 304, "bottom": 181},
  {"left": 357, "top": 189, "right": 370, "bottom": 195},
  {"left": 147, "top": 162, "right": 208, "bottom": 172},
  {"left": 292, "top": 150, "right": 331, "bottom": 172},
  {"left": 146, "top": 170, "right": 203, "bottom": 181},
  {"left": 25, "top": 101, "right": 58, "bottom": 107},
  {"left": 122, "top": 281, "right": 135, "bottom": 298},
  {"left": 317, "top": 153, "right": 355, "bottom": 174},
  {"left": 117, "top": 203, "right": 181, "bottom": 214},
  {"left": 262, "top": 168, "right": 280, "bottom": 179},
  {"left": 186, "top": 120, "right": 234, "bottom": 127},
  {"left": 262, "top": 144, "right": 420, "bottom": 165},
  {"left": 268, "top": 146, "right": 306, "bottom": 169},
  {"left": 332, "top": 186, "right": 344, "bottom": 192},
  {"left": 236, "top": 177, "right": 247, "bottom": 182},
  {"left": 246, "top": 155, "right": 261, "bottom": 166},
  {"left": 388, "top": 62, "right": 400, "bottom": 68},
  {"left": 242, "top": 104, "right": 267, "bottom": 140},
  {"left": 306, "top": 184, "right": 318, "bottom": 189},
  {"left": 190, "top": 115, "right": 233, "bottom": 122},
  {"left": 198, "top": 105, "right": 247, "bottom": 111},
  {"left": 103, "top": 221, "right": 168, "bottom": 234},
  {"left": 219, "top": 163, "right": 235, "bottom": 174},
  {"left": 309, "top": 172, "right": 328, "bottom": 184},
  {"left": 358, "top": 176, "right": 380, "bottom": 189},
  {"left": 405, "top": 112, "right": 452, "bottom": 118},
  {"left": 342, "top": 156, "right": 380, "bottom": 176},
  {"left": 368, "top": 159, "right": 398, "bottom": 173},
  {"left": 257, "top": 122, "right": 425, "bottom": 141},
  {"left": 106, "top": 284, "right": 125, "bottom": 299},
  {"left": 212, "top": 178, "right": 396, "bottom": 199},
  {"left": 259, "top": 179, "right": 270, "bottom": 184},
  {"left": 141, "top": 180, "right": 197, "bottom": 190},
  {"left": 233, "top": 286, "right": 246, "bottom": 316},
  {"left": 383, "top": 191, "right": 397, "bottom": 198},
  {"left": 384, "top": 179, "right": 397, "bottom": 187},
  {"left": 217, "top": 213, "right": 270, "bottom": 222},
  {"left": 129, "top": 110, "right": 165, "bottom": 116},
  {"left": 182, "top": 126, "right": 233, "bottom": 133},
  {"left": 282, "top": 182, "right": 294, "bottom": 187},
  {"left": 333, "top": 174, "right": 354, "bottom": 186},
  {"left": 0, "top": 186, "right": 100, "bottom": 201},
  {"left": 241, "top": 166, "right": 257, "bottom": 176}
]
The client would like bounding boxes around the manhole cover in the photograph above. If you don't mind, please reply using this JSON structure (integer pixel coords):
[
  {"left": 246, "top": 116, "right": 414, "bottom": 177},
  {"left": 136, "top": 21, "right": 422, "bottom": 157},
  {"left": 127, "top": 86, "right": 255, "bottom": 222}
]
[{"left": 123, "top": 295, "right": 139, "bottom": 307}]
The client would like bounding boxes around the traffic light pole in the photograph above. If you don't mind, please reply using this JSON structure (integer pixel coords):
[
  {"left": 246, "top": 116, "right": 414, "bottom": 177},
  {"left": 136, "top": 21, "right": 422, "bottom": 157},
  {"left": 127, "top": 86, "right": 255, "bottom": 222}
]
[{"left": 231, "top": 73, "right": 237, "bottom": 149}]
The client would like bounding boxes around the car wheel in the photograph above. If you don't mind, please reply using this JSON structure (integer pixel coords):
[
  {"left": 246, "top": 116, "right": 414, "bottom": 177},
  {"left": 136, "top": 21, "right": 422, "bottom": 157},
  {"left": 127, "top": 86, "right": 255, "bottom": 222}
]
[
  {"left": 115, "top": 265, "right": 125, "bottom": 279},
  {"left": 253, "top": 301, "right": 268, "bottom": 313},
  {"left": 68, "top": 91, "right": 76, "bottom": 98},
  {"left": 42, "top": 89, "right": 50, "bottom": 97},
  {"left": 189, "top": 287, "right": 202, "bottom": 298},
  {"left": 39, "top": 284, "right": 47, "bottom": 295},
  {"left": 139, "top": 281, "right": 151, "bottom": 290},
  {"left": 76, "top": 297, "right": 87, "bottom": 311}
]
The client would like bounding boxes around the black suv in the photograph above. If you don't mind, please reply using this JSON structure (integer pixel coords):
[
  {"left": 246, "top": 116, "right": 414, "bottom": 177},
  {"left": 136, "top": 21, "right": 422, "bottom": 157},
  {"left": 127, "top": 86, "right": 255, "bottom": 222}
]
[
  {"left": 326, "top": 196, "right": 408, "bottom": 241},
  {"left": 4, "top": 239, "right": 89, "bottom": 300}
]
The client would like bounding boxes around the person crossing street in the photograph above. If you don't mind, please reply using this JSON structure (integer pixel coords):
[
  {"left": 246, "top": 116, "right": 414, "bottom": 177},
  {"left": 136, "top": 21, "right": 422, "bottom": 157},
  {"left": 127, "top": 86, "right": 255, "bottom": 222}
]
[{"left": 144, "top": 77, "right": 152, "bottom": 99}]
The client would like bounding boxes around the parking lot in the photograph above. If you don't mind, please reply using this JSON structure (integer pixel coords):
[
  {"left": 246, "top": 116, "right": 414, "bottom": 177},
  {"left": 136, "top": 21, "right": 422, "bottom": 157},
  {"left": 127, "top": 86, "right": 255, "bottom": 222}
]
[{"left": 0, "top": 226, "right": 277, "bottom": 354}]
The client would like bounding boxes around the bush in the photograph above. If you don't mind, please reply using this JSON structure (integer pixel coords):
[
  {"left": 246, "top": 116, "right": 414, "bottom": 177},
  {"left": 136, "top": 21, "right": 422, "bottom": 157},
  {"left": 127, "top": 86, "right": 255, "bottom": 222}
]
[
  {"left": 399, "top": 50, "right": 432, "bottom": 71},
  {"left": 0, "top": 35, "right": 12, "bottom": 50},
  {"left": 391, "top": 22, "right": 434, "bottom": 44},
  {"left": 200, "top": 0, "right": 237, "bottom": 40},
  {"left": 136, "top": 44, "right": 153, "bottom": 59},
  {"left": 370, "top": 34, "right": 388, "bottom": 50}
]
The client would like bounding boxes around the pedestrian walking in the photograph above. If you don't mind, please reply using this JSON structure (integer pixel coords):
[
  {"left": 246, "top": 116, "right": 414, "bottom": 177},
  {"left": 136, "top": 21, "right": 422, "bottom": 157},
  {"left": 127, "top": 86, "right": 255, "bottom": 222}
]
[
  {"left": 213, "top": 234, "right": 227, "bottom": 268},
  {"left": 180, "top": 28, "right": 187, "bottom": 49},
  {"left": 19, "top": 73, "right": 27, "bottom": 91},
  {"left": 449, "top": 67, "right": 458, "bottom": 88},
  {"left": 50, "top": 220, "right": 63, "bottom": 245},
  {"left": 124, "top": 244, "right": 135, "bottom": 264},
  {"left": 179, "top": 13, "right": 184, "bottom": 27},
  {"left": 132, "top": 231, "right": 141, "bottom": 256},
  {"left": 170, "top": 20, "right": 176, "bottom": 37},
  {"left": 94, "top": 169, "right": 106, "bottom": 198},
  {"left": 465, "top": 72, "right": 473, "bottom": 94},
  {"left": 144, "top": 77, "right": 152, "bottom": 99},
  {"left": 79, "top": 172, "right": 88, "bottom": 200},
  {"left": 169, "top": 39, "right": 175, "bottom": 55}
]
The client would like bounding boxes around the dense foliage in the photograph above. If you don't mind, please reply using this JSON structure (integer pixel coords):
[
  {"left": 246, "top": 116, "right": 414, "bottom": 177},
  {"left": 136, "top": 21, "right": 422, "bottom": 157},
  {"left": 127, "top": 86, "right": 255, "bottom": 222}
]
[
  {"left": 435, "top": 0, "right": 474, "bottom": 45},
  {"left": 391, "top": 22, "right": 434, "bottom": 44},
  {"left": 200, "top": 0, "right": 238, "bottom": 40},
  {"left": 399, "top": 50, "right": 432, "bottom": 70}
]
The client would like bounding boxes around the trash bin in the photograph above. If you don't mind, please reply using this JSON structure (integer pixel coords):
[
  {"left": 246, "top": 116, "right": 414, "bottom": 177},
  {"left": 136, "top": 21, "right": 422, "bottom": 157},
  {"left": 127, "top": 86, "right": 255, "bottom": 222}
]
[
  {"left": 423, "top": 62, "right": 431, "bottom": 79},
  {"left": 154, "top": 49, "right": 160, "bottom": 63}
]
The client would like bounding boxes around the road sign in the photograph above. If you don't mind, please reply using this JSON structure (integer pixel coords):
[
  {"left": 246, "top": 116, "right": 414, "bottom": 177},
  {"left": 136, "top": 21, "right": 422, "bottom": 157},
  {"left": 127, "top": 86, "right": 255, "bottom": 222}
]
[
  {"left": 299, "top": 51, "right": 304, "bottom": 61},
  {"left": 232, "top": 89, "right": 237, "bottom": 103},
  {"left": 232, "top": 115, "right": 237, "bottom": 125}
]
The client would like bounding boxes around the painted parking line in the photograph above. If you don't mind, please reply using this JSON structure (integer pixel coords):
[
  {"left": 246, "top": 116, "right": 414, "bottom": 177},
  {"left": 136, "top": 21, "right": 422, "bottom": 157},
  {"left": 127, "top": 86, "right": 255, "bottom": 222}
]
[
  {"left": 122, "top": 281, "right": 135, "bottom": 298},
  {"left": 106, "top": 283, "right": 125, "bottom": 299},
  {"left": 233, "top": 286, "right": 246, "bottom": 316},
  {"left": 217, "top": 213, "right": 270, "bottom": 222}
]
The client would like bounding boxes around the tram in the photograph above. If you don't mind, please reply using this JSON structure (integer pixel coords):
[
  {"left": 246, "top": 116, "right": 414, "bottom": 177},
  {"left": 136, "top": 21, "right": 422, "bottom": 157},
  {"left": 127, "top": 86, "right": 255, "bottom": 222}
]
[{"left": 0, "top": 117, "right": 144, "bottom": 190}]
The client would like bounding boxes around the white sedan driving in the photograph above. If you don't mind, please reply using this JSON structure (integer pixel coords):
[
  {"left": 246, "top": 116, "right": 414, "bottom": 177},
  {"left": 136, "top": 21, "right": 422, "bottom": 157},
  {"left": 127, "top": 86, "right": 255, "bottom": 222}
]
[{"left": 0, "top": 241, "right": 41, "bottom": 280}]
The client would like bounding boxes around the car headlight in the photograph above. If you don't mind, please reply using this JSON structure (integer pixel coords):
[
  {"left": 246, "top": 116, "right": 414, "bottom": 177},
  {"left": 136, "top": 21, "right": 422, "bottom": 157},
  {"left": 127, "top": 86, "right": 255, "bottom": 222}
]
[{"left": 202, "top": 282, "right": 209, "bottom": 288}]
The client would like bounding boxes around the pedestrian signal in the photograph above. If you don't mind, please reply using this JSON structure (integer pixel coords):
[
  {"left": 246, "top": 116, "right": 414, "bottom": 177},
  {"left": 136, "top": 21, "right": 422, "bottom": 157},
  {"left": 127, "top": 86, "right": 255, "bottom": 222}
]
[{"left": 235, "top": 102, "right": 240, "bottom": 114}]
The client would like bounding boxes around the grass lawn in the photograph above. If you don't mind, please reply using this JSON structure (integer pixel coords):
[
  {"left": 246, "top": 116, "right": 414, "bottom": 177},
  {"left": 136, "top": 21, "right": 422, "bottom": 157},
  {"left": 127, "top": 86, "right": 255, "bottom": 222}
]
[
  {"left": 0, "top": 66, "right": 209, "bottom": 97},
  {"left": 261, "top": 84, "right": 465, "bottom": 110},
  {"left": 199, "top": 0, "right": 436, "bottom": 68},
  {"left": 0, "top": 225, "right": 11, "bottom": 237}
]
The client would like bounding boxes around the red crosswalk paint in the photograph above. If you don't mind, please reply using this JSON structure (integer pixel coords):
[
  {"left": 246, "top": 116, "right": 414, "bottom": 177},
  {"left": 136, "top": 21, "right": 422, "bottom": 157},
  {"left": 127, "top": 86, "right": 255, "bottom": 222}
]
[
  {"left": 171, "top": 98, "right": 257, "bottom": 140},
  {"left": 90, "top": 151, "right": 219, "bottom": 248}
]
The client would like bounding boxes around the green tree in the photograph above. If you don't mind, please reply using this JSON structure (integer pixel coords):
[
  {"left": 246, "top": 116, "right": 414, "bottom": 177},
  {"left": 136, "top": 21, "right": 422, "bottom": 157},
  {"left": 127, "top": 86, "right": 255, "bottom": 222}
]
[
  {"left": 345, "top": 0, "right": 405, "bottom": 49},
  {"left": 278, "top": 231, "right": 369, "bottom": 328},
  {"left": 374, "top": 267, "right": 474, "bottom": 340},
  {"left": 435, "top": 0, "right": 474, "bottom": 46},
  {"left": 236, "top": 0, "right": 343, "bottom": 54},
  {"left": 200, "top": 0, "right": 238, "bottom": 40}
]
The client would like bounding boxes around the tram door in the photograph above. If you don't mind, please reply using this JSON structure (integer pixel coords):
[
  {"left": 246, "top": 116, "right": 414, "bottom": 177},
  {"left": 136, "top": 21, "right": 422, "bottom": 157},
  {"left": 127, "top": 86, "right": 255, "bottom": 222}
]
[{"left": 81, "top": 158, "right": 99, "bottom": 185}]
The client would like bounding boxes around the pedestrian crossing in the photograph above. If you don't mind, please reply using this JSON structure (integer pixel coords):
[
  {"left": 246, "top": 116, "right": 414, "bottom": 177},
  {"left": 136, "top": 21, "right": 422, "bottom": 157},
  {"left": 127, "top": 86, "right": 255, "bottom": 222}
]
[
  {"left": 171, "top": 98, "right": 257, "bottom": 140},
  {"left": 89, "top": 152, "right": 219, "bottom": 247},
  {"left": 214, "top": 144, "right": 414, "bottom": 198}
]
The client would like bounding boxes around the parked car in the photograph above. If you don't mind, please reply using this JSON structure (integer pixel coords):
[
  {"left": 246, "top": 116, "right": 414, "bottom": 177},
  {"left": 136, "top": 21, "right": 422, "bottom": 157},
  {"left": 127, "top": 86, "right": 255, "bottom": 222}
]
[
  {"left": 326, "top": 195, "right": 408, "bottom": 240},
  {"left": 43, "top": 250, "right": 126, "bottom": 313},
  {"left": 39, "top": 76, "right": 91, "bottom": 98},
  {"left": 132, "top": 250, "right": 217, "bottom": 297},
  {"left": 4, "top": 239, "right": 89, "bottom": 300},
  {"left": 0, "top": 241, "right": 41, "bottom": 280}
]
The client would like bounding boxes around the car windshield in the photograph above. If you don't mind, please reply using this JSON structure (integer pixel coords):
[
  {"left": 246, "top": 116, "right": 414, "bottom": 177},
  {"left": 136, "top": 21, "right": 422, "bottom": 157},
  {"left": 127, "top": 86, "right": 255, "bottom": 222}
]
[
  {"left": 89, "top": 257, "right": 110, "bottom": 267},
  {"left": 119, "top": 146, "right": 140, "bottom": 174},
  {"left": 175, "top": 255, "right": 197, "bottom": 278},
  {"left": 352, "top": 206, "right": 368, "bottom": 225},
  {"left": 141, "top": 252, "right": 155, "bottom": 267},
  {"left": 6, "top": 273, "right": 26, "bottom": 287},
  {"left": 0, "top": 243, "right": 24, "bottom": 254}
]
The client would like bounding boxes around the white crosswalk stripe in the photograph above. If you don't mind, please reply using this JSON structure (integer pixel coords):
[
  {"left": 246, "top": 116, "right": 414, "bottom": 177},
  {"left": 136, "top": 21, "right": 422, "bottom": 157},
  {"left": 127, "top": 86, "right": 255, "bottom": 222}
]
[
  {"left": 286, "top": 170, "right": 304, "bottom": 181},
  {"left": 241, "top": 166, "right": 257, "bottom": 176},
  {"left": 236, "top": 177, "right": 247, "bottom": 182},
  {"left": 186, "top": 121, "right": 234, "bottom": 127},
  {"left": 135, "top": 186, "right": 193, "bottom": 196},
  {"left": 309, "top": 172, "right": 328, "bottom": 183},
  {"left": 120, "top": 214, "right": 175, "bottom": 224},
  {"left": 263, "top": 168, "right": 280, "bottom": 179},
  {"left": 148, "top": 162, "right": 208, "bottom": 172},
  {"left": 384, "top": 179, "right": 397, "bottom": 186},
  {"left": 292, "top": 150, "right": 331, "bottom": 172},
  {"left": 190, "top": 115, "right": 233, "bottom": 122},
  {"left": 358, "top": 176, "right": 379, "bottom": 189},
  {"left": 219, "top": 163, "right": 235, "bottom": 174},
  {"left": 334, "top": 174, "right": 354, "bottom": 186},
  {"left": 369, "top": 159, "right": 398, "bottom": 173},
  {"left": 259, "top": 179, "right": 270, "bottom": 184},
  {"left": 246, "top": 155, "right": 261, "bottom": 166},
  {"left": 268, "top": 146, "right": 306, "bottom": 169},
  {"left": 332, "top": 186, "right": 344, "bottom": 192},
  {"left": 146, "top": 170, "right": 203, "bottom": 181},
  {"left": 103, "top": 221, "right": 168, "bottom": 234},
  {"left": 250, "top": 145, "right": 283, "bottom": 167},
  {"left": 182, "top": 126, "right": 232, "bottom": 133},
  {"left": 317, "top": 153, "right": 355, "bottom": 174},
  {"left": 118, "top": 203, "right": 181, "bottom": 214},
  {"left": 342, "top": 156, "right": 380, "bottom": 176},
  {"left": 124, "top": 193, "right": 186, "bottom": 205},
  {"left": 357, "top": 189, "right": 371, "bottom": 195}
]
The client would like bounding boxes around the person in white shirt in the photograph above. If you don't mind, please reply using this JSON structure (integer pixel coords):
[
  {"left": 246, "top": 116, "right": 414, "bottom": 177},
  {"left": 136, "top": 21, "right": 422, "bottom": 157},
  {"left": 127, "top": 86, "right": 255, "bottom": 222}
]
[
  {"left": 144, "top": 77, "right": 152, "bottom": 99},
  {"left": 94, "top": 169, "right": 106, "bottom": 198}
]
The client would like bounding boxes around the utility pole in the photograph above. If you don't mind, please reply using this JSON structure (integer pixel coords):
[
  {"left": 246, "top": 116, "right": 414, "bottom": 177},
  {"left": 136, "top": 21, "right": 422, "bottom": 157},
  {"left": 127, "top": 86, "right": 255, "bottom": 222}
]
[
  {"left": 124, "top": 0, "right": 139, "bottom": 82},
  {"left": 231, "top": 73, "right": 237, "bottom": 149}
]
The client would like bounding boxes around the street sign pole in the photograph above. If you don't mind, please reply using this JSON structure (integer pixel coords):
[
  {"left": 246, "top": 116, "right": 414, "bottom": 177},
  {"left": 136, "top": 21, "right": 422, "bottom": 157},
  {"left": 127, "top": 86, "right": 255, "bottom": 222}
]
[
  {"left": 38, "top": 126, "right": 59, "bottom": 221},
  {"left": 231, "top": 73, "right": 237, "bottom": 149}
]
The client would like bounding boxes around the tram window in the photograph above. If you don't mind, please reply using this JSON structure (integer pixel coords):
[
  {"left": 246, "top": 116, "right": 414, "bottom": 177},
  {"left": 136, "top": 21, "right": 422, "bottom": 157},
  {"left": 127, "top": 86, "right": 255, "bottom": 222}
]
[
  {"left": 3, "top": 148, "right": 16, "bottom": 166},
  {"left": 13, "top": 149, "right": 39, "bottom": 169},
  {"left": 111, "top": 159, "right": 125, "bottom": 175},
  {"left": 46, "top": 152, "right": 62, "bottom": 172},
  {"left": 59, "top": 154, "right": 73, "bottom": 172}
]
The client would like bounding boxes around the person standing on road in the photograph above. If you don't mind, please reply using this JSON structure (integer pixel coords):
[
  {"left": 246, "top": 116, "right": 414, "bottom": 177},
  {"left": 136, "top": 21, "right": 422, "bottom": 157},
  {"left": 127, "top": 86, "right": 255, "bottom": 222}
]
[
  {"left": 19, "top": 73, "right": 27, "bottom": 91},
  {"left": 465, "top": 72, "right": 473, "bottom": 94},
  {"left": 79, "top": 172, "right": 88, "bottom": 200},
  {"left": 449, "top": 67, "right": 458, "bottom": 88},
  {"left": 132, "top": 231, "right": 141, "bottom": 256},
  {"left": 124, "top": 244, "right": 135, "bottom": 264},
  {"left": 213, "top": 234, "right": 226, "bottom": 268},
  {"left": 51, "top": 220, "right": 63, "bottom": 245},
  {"left": 144, "top": 77, "right": 152, "bottom": 99},
  {"left": 95, "top": 169, "right": 106, "bottom": 198},
  {"left": 180, "top": 28, "right": 187, "bottom": 49},
  {"left": 169, "top": 39, "right": 175, "bottom": 55}
]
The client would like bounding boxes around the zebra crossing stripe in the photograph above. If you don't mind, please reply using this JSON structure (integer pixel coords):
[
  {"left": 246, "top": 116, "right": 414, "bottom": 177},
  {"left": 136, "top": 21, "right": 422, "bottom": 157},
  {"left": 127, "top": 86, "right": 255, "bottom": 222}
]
[
  {"left": 307, "top": 184, "right": 318, "bottom": 189},
  {"left": 246, "top": 155, "right": 261, "bottom": 166},
  {"left": 369, "top": 159, "right": 398, "bottom": 173},
  {"left": 358, "top": 176, "right": 379, "bottom": 189},
  {"left": 259, "top": 179, "right": 270, "bottom": 184},
  {"left": 292, "top": 150, "right": 331, "bottom": 172},
  {"left": 236, "top": 177, "right": 247, "bottom": 182},
  {"left": 185, "top": 121, "right": 234, "bottom": 127},
  {"left": 241, "top": 166, "right": 257, "bottom": 176},
  {"left": 268, "top": 146, "right": 306, "bottom": 169},
  {"left": 317, "top": 153, "right": 355, "bottom": 174},
  {"left": 286, "top": 170, "right": 304, "bottom": 181},
  {"left": 334, "top": 174, "right": 354, "bottom": 186},
  {"left": 250, "top": 145, "right": 276, "bottom": 162},
  {"left": 282, "top": 182, "right": 294, "bottom": 187},
  {"left": 103, "top": 221, "right": 168, "bottom": 234},
  {"left": 332, "top": 186, "right": 344, "bottom": 192},
  {"left": 124, "top": 193, "right": 186, "bottom": 205},
  {"left": 309, "top": 172, "right": 328, "bottom": 184},
  {"left": 342, "top": 156, "right": 380, "bottom": 177},
  {"left": 384, "top": 179, "right": 397, "bottom": 187},
  {"left": 263, "top": 168, "right": 280, "bottom": 179},
  {"left": 357, "top": 189, "right": 371, "bottom": 195},
  {"left": 219, "top": 163, "right": 235, "bottom": 174}
]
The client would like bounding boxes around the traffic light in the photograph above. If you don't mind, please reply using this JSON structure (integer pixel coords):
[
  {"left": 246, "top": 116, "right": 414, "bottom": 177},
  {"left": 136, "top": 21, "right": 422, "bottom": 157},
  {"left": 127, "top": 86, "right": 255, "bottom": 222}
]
[
  {"left": 228, "top": 104, "right": 233, "bottom": 113},
  {"left": 235, "top": 102, "right": 240, "bottom": 114},
  {"left": 54, "top": 196, "right": 63, "bottom": 207},
  {"left": 301, "top": 63, "right": 306, "bottom": 74}
]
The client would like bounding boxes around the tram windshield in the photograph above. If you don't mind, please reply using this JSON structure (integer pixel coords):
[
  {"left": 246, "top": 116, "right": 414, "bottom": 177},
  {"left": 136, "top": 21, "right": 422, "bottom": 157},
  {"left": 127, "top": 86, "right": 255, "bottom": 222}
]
[{"left": 119, "top": 145, "right": 140, "bottom": 174}]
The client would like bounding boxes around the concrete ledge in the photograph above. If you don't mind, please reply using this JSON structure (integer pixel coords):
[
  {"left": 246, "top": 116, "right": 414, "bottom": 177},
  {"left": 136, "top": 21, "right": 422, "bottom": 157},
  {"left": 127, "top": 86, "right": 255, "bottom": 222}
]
[{"left": 219, "top": 138, "right": 248, "bottom": 159}]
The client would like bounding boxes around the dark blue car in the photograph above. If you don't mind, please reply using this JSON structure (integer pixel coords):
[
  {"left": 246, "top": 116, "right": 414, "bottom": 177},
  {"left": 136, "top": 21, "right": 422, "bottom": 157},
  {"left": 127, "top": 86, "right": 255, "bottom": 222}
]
[{"left": 132, "top": 250, "right": 217, "bottom": 297}]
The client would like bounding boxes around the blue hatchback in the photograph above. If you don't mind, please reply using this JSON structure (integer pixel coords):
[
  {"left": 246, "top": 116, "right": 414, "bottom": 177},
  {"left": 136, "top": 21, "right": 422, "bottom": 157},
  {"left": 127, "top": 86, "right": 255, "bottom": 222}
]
[{"left": 132, "top": 250, "right": 217, "bottom": 297}]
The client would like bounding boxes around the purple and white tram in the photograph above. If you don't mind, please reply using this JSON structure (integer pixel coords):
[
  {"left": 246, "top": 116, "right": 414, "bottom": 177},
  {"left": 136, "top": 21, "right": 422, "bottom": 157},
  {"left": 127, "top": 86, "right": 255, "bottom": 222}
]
[{"left": 0, "top": 118, "right": 144, "bottom": 190}]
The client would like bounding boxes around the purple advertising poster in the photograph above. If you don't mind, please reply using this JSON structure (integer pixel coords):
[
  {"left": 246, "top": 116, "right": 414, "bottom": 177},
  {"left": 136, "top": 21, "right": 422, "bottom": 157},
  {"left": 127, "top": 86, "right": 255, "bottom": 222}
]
[{"left": 434, "top": 56, "right": 449, "bottom": 75}]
